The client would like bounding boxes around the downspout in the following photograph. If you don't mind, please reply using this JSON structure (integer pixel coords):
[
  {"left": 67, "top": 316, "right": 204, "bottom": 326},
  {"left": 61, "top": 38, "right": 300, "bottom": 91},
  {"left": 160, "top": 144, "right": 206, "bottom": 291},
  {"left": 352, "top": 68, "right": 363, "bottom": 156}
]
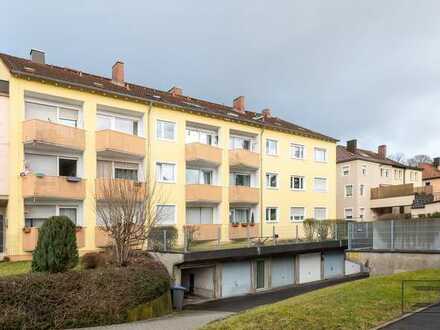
[
  {"left": 259, "top": 127, "right": 265, "bottom": 237},
  {"left": 146, "top": 102, "right": 153, "bottom": 182}
]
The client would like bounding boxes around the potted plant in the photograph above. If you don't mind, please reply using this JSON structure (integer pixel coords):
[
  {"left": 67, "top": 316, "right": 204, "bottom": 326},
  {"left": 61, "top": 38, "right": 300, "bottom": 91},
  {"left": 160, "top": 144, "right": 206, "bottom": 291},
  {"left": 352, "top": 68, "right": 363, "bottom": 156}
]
[
  {"left": 231, "top": 222, "right": 239, "bottom": 227},
  {"left": 250, "top": 213, "right": 255, "bottom": 226}
]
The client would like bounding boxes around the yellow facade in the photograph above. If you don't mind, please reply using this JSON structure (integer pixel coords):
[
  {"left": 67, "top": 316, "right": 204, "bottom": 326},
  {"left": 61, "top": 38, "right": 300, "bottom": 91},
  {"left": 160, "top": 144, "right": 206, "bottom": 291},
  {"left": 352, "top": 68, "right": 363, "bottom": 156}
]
[{"left": 0, "top": 57, "right": 336, "bottom": 260}]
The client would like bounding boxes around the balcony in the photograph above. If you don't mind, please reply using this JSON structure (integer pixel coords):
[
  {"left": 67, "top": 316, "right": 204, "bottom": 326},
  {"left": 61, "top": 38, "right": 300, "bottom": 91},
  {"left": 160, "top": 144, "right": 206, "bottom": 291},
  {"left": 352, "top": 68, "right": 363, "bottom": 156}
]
[
  {"left": 186, "top": 184, "right": 222, "bottom": 204},
  {"left": 95, "top": 227, "right": 112, "bottom": 248},
  {"left": 229, "top": 186, "right": 260, "bottom": 204},
  {"left": 95, "top": 178, "right": 147, "bottom": 201},
  {"left": 22, "top": 175, "right": 86, "bottom": 200},
  {"left": 22, "top": 227, "right": 85, "bottom": 252},
  {"left": 185, "top": 143, "right": 222, "bottom": 167},
  {"left": 96, "top": 129, "right": 145, "bottom": 160},
  {"left": 371, "top": 184, "right": 433, "bottom": 200},
  {"left": 229, "top": 224, "right": 258, "bottom": 240},
  {"left": 23, "top": 119, "right": 85, "bottom": 152},
  {"left": 184, "top": 224, "right": 221, "bottom": 241},
  {"left": 229, "top": 149, "right": 260, "bottom": 170}
]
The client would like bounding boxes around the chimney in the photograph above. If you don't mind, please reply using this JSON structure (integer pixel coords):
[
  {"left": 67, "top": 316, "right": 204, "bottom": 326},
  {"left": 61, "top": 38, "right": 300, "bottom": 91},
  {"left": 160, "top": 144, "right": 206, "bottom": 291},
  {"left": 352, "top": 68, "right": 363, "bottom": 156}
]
[
  {"left": 30, "top": 49, "right": 45, "bottom": 64},
  {"left": 112, "top": 60, "right": 124, "bottom": 85},
  {"left": 346, "top": 139, "right": 357, "bottom": 153},
  {"left": 168, "top": 86, "right": 183, "bottom": 96},
  {"left": 378, "top": 145, "right": 387, "bottom": 159},
  {"left": 262, "top": 108, "right": 272, "bottom": 118},
  {"left": 233, "top": 96, "right": 245, "bottom": 114},
  {"left": 434, "top": 157, "right": 440, "bottom": 169}
]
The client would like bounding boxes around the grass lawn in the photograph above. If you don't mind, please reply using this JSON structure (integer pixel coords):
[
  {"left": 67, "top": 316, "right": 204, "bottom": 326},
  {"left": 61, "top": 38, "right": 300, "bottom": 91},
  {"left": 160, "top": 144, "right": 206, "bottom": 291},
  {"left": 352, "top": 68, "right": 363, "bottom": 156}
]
[
  {"left": 0, "top": 261, "right": 31, "bottom": 277},
  {"left": 203, "top": 269, "right": 440, "bottom": 330}
]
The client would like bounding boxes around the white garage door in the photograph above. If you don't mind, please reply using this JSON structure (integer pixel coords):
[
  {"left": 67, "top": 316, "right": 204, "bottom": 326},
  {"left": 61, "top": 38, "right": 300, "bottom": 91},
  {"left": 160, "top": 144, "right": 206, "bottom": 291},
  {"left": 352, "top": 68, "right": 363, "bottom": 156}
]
[
  {"left": 298, "top": 253, "right": 321, "bottom": 283},
  {"left": 271, "top": 257, "right": 294, "bottom": 288},
  {"left": 222, "top": 261, "right": 251, "bottom": 297}
]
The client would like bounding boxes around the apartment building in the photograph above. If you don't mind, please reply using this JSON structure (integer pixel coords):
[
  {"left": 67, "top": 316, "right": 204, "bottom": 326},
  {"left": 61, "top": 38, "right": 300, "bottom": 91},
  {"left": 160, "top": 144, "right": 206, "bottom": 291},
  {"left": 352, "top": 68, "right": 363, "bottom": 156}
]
[
  {"left": 0, "top": 50, "right": 337, "bottom": 260},
  {"left": 337, "top": 140, "right": 424, "bottom": 220}
]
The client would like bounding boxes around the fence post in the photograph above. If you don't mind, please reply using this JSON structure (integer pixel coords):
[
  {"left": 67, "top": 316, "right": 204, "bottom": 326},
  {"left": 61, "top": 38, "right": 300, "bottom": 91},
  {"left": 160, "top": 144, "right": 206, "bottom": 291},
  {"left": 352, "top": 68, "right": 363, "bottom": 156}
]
[
  {"left": 391, "top": 220, "right": 394, "bottom": 250},
  {"left": 335, "top": 223, "right": 338, "bottom": 240},
  {"left": 163, "top": 229, "right": 167, "bottom": 252},
  {"left": 348, "top": 222, "right": 352, "bottom": 250},
  {"left": 247, "top": 224, "right": 250, "bottom": 247},
  {"left": 217, "top": 226, "right": 221, "bottom": 247},
  {"left": 184, "top": 227, "right": 188, "bottom": 253},
  {"left": 272, "top": 225, "right": 276, "bottom": 245},
  {"left": 295, "top": 224, "right": 298, "bottom": 243}
]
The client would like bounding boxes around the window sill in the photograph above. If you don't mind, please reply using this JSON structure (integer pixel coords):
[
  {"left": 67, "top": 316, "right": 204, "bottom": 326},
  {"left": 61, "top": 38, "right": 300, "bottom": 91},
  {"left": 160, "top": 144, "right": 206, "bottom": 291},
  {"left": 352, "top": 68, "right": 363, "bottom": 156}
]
[
  {"left": 157, "top": 180, "right": 176, "bottom": 184},
  {"left": 291, "top": 189, "right": 306, "bottom": 192}
]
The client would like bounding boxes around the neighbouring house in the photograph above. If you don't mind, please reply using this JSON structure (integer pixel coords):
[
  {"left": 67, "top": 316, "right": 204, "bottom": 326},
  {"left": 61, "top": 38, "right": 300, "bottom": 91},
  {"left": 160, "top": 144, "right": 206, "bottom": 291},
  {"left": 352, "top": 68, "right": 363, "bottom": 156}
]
[
  {"left": 414, "top": 159, "right": 440, "bottom": 216},
  {"left": 0, "top": 49, "right": 338, "bottom": 260},
  {"left": 337, "top": 140, "right": 427, "bottom": 221}
]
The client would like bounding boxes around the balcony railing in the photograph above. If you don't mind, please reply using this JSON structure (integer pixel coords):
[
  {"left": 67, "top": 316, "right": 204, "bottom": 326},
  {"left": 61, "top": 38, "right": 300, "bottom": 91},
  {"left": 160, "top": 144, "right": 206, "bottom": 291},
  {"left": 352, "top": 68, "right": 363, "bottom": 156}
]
[
  {"left": 185, "top": 143, "right": 222, "bottom": 167},
  {"left": 23, "top": 227, "right": 85, "bottom": 252},
  {"left": 186, "top": 184, "right": 222, "bottom": 204},
  {"left": 229, "top": 149, "right": 260, "bottom": 170},
  {"left": 95, "top": 178, "right": 147, "bottom": 201},
  {"left": 96, "top": 129, "right": 146, "bottom": 159},
  {"left": 371, "top": 184, "right": 433, "bottom": 200},
  {"left": 95, "top": 227, "right": 112, "bottom": 248},
  {"left": 229, "top": 186, "right": 260, "bottom": 204},
  {"left": 22, "top": 175, "right": 86, "bottom": 200},
  {"left": 184, "top": 224, "right": 221, "bottom": 241},
  {"left": 23, "top": 119, "right": 85, "bottom": 151},
  {"left": 229, "top": 224, "right": 259, "bottom": 240}
]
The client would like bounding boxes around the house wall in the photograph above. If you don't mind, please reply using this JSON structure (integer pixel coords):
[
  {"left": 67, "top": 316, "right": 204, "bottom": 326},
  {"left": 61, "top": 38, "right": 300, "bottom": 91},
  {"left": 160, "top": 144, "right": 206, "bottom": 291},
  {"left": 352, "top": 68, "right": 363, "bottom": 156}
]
[{"left": 424, "top": 178, "right": 440, "bottom": 193}]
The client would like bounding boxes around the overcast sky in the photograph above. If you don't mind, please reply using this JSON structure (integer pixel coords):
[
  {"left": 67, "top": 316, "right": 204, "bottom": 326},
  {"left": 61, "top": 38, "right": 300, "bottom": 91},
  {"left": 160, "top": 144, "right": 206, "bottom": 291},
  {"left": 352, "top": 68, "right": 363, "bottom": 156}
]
[{"left": 1, "top": 1, "right": 439, "bottom": 158}]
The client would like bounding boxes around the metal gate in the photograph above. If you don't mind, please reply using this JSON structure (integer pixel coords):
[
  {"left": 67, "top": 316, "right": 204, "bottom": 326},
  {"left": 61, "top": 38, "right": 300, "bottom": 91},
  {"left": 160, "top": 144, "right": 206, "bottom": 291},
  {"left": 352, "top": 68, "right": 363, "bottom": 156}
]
[
  {"left": 348, "top": 222, "right": 373, "bottom": 249},
  {"left": 323, "top": 251, "right": 344, "bottom": 279},
  {"left": 0, "top": 215, "right": 4, "bottom": 253},
  {"left": 222, "top": 261, "right": 251, "bottom": 297}
]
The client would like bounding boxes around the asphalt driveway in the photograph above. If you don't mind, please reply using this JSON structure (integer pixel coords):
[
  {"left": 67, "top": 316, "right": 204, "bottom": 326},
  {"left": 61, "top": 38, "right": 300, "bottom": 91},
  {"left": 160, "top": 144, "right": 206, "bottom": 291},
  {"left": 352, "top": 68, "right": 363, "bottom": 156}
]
[{"left": 382, "top": 304, "right": 440, "bottom": 330}]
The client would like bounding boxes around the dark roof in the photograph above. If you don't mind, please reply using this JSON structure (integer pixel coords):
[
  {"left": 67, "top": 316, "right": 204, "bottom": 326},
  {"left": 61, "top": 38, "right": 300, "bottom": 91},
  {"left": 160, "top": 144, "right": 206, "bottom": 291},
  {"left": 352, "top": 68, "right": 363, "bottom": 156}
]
[
  {"left": 337, "top": 145, "right": 421, "bottom": 170},
  {"left": 419, "top": 163, "right": 440, "bottom": 180},
  {"left": 0, "top": 53, "right": 337, "bottom": 142}
]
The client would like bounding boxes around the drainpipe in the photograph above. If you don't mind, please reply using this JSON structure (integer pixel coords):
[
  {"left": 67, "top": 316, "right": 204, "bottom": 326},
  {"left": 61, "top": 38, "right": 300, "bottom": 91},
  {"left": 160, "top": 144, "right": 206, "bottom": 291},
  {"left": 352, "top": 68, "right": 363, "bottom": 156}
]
[
  {"left": 259, "top": 127, "right": 265, "bottom": 237},
  {"left": 146, "top": 102, "right": 153, "bottom": 181}
]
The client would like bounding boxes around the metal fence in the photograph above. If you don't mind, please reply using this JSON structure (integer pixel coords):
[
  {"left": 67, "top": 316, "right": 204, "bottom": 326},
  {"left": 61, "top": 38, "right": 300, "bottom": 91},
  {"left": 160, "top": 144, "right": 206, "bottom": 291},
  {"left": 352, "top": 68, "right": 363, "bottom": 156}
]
[{"left": 348, "top": 218, "right": 440, "bottom": 251}]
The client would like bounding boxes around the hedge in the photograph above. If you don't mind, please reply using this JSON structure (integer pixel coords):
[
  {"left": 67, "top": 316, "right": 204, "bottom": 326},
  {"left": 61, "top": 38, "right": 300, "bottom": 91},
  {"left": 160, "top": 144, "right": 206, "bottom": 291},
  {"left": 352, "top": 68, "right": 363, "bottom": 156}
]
[{"left": 0, "top": 258, "right": 171, "bottom": 329}]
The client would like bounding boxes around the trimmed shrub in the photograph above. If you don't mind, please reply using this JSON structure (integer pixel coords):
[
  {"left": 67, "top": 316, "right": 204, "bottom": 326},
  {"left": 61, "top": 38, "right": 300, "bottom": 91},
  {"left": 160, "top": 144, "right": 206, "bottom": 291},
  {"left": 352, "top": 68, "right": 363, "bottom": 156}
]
[
  {"left": 148, "top": 226, "right": 178, "bottom": 251},
  {"left": 32, "top": 216, "right": 79, "bottom": 273},
  {"left": 0, "top": 258, "right": 170, "bottom": 329}
]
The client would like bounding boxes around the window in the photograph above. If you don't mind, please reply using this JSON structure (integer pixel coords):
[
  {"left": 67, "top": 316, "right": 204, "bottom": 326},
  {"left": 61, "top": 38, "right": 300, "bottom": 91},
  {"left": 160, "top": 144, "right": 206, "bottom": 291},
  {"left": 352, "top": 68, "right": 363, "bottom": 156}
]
[
  {"left": 186, "top": 168, "right": 213, "bottom": 185},
  {"left": 313, "top": 177, "right": 327, "bottom": 192},
  {"left": 232, "top": 173, "right": 251, "bottom": 187},
  {"left": 58, "top": 107, "right": 79, "bottom": 128},
  {"left": 290, "top": 176, "right": 305, "bottom": 191},
  {"left": 230, "top": 135, "right": 256, "bottom": 151},
  {"left": 266, "top": 139, "right": 278, "bottom": 156},
  {"left": 380, "top": 167, "right": 389, "bottom": 177},
  {"left": 156, "top": 205, "right": 176, "bottom": 225},
  {"left": 59, "top": 207, "right": 78, "bottom": 225},
  {"left": 344, "top": 208, "right": 353, "bottom": 220},
  {"left": 25, "top": 100, "right": 80, "bottom": 128},
  {"left": 186, "top": 207, "right": 214, "bottom": 224},
  {"left": 314, "top": 148, "right": 327, "bottom": 162},
  {"left": 342, "top": 166, "right": 350, "bottom": 176},
  {"left": 359, "top": 208, "right": 365, "bottom": 220},
  {"left": 345, "top": 185, "right": 353, "bottom": 197},
  {"left": 314, "top": 207, "right": 327, "bottom": 220},
  {"left": 361, "top": 165, "right": 367, "bottom": 176},
  {"left": 156, "top": 162, "right": 176, "bottom": 183},
  {"left": 186, "top": 127, "right": 218, "bottom": 145},
  {"left": 266, "top": 172, "right": 278, "bottom": 188},
  {"left": 97, "top": 113, "right": 139, "bottom": 135},
  {"left": 359, "top": 184, "right": 365, "bottom": 197},
  {"left": 156, "top": 120, "right": 176, "bottom": 140},
  {"left": 115, "top": 168, "right": 138, "bottom": 181},
  {"left": 97, "top": 161, "right": 139, "bottom": 180},
  {"left": 265, "top": 207, "right": 279, "bottom": 222},
  {"left": 290, "top": 207, "right": 305, "bottom": 221},
  {"left": 58, "top": 158, "right": 77, "bottom": 177},
  {"left": 394, "top": 169, "right": 399, "bottom": 180},
  {"left": 291, "top": 144, "right": 305, "bottom": 159},
  {"left": 230, "top": 208, "right": 253, "bottom": 224}
]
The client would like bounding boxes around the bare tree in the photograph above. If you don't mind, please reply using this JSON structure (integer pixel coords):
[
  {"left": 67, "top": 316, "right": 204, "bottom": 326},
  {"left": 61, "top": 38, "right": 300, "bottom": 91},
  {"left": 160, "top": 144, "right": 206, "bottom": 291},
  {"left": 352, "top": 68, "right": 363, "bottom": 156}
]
[
  {"left": 94, "top": 178, "right": 165, "bottom": 266},
  {"left": 389, "top": 152, "right": 407, "bottom": 165},
  {"left": 407, "top": 154, "right": 432, "bottom": 167}
]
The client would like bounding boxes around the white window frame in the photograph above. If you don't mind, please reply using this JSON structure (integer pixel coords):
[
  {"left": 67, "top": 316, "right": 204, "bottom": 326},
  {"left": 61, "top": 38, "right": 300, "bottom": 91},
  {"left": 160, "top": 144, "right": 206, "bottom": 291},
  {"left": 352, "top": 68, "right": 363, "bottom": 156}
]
[
  {"left": 314, "top": 147, "right": 327, "bottom": 163},
  {"left": 156, "top": 204, "right": 177, "bottom": 225},
  {"left": 155, "top": 161, "right": 177, "bottom": 183},
  {"left": 25, "top": 97, "right": 82, "bottom": 128},
  {"left": 266, "top": 139, "right": 278, "bottom": 156},
  {"left": 359, "top": 184, "right": 365, "bottom": 197},
  {"left": 265, "top": 207, "right": 279, "bottom": 223},
  {"left": 229, "top": 134, "right": 257, "bottom": 152},
  {"left": 313, "top": 177, "right": 328, "bottom": 193},
  {"left": 97, "top": 111, "right": 141, "bottom": 136},
  {"left": 156, "top": 119, "right": 177, "bottom": 142},
  {"left": 345, "top": 184, "right": 353, "bottom": 198},
  {"left": 290, "top": 207, "right": 306, "bottom": 222},
  {"left": 344, "top": 208, "right": 353, "bottom": 220},
  {"left": 290, "top": 175, "right": 305, "bottom": 191},
  {"left": 290, "top": 143, "right": 305, "bottom": 160},
  {"left": 341, "top": 165, "right": 350, "bottom": 176},
  {"left": 313, "top": 207, "right": 327, "bottom": 220},
  {"left": 185, "top": 125, "right": 219, "bottom": 146},
  {"left": 265, "top": 172, "right": 279, "bottom": 189}
]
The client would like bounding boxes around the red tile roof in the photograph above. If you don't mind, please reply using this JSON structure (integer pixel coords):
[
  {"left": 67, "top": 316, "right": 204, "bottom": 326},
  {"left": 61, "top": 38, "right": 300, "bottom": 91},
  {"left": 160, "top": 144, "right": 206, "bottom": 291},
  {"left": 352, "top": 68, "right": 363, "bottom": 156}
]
[
  {"left": 337, "top": 145, "right": 421, "bottom": 170},
  {"left": 0, "top": 53, "right": 337, "bottom": 142},
  {"left": 419, "top": 163, "right": 440, "bottom": 180}
]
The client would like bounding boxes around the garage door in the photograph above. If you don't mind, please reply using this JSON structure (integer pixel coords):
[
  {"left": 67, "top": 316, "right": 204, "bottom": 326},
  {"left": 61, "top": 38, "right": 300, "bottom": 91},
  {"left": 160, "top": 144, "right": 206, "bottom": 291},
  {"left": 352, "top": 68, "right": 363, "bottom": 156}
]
[
  {"left": 222, "top": 261, "right": 251, "bottom": 297},
  {"left": 271, "top": 257, "right": 294, "bottom": 288},
  {"left": 298, "top": 253, "right": 321, "bottom": 283},
  {"left": 323, "top": 251, "right": 344, "bottom": 279}
]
